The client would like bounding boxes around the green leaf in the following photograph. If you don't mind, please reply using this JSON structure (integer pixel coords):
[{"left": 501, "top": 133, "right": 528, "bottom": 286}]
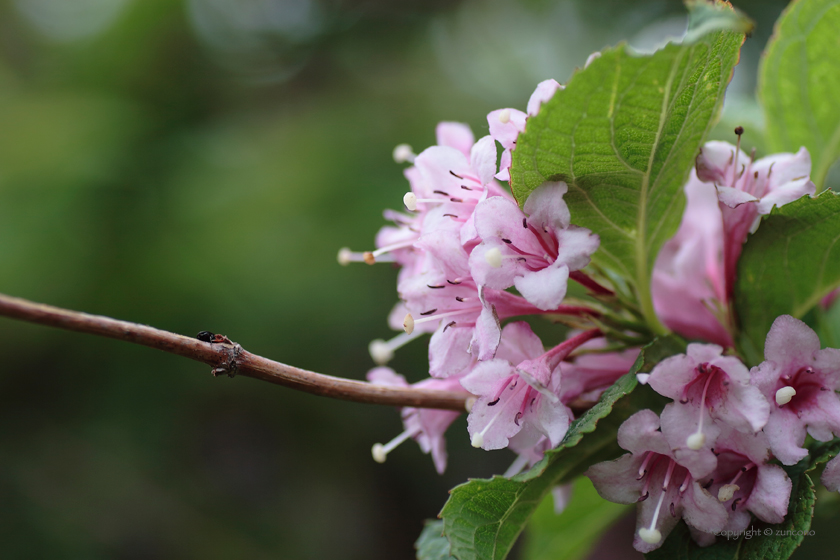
[
  {"left": 759, "top": 0, "right": 840, "bottom": 190},
  {"left": 734, "top": 191, "right": 840, "bottom": 363},
  {"left": 417, "top": 520, "right": 457, "bottom": 560},
  {"left": 439, "top": 336, "right": 682, "bottom": 560},
  {"left": 509, "top": 1, "right": 747, "bottom": 331},
  {"left": 522, "top": 477, "right": 629, "bottom": 560}
]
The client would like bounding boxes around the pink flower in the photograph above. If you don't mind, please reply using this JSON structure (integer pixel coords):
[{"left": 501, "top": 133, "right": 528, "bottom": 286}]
[
  {"left": 647, "top": 343, "right": 769, "bottom": 452},
  {"left": 695, "top": 140, "right": 815, "bottom": 300},
  {"left": 367, "top": 367, "right": 469, "bottom": 474},
  {"left": 821, "top": 454, "right": 840, "bottom": 492},
  {"left": 652, "top": 138, "right": 816, "bottom": 347},
  {"left": 559, "top": 343, "right": 640, "bottom": 406},
  {"left": 469, "top": 182, "right": 599, "bottom": 311},
  {"left": 750, "top": 315, "right": 840, "bottom": 465},
  {"left": 586, "top": 410, "right": 727, "bottom": 552},
  {"left": 704, "top": 426, "right": 790, "bottom": 533},
  {"left": 652, "top": 177, "right": 732, "bottom": 347},
  {"left": 460, "top": 324, "right": 601, "bottom": 450},
  {"left": 488, "top": 79, "right": 563, "bottom": 182}
]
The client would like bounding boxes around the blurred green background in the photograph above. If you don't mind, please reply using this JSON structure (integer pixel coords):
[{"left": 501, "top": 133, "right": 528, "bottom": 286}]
[{"left": 4, "top": 1, "right": 837, "bottom": 559}]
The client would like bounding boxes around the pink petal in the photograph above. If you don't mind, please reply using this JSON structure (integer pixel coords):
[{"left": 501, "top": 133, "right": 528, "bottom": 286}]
[
  {"left": 695, "top": 141, "right": 741, "bottom": 183},
  {"left": 681, "top": 482, "right": 728, "bottom": 535},
  {"left": 495, "top": 321, "right": 545, "bottom": 365},
  {"left": 763, "top": 315, "right": 821, "bottom": 367},
  {"left": 554, "top": 225, "right": 600, "bottom": 271},
  {"left": 470, "top": 135, "right": 499, "bottom": 187},
  {"left": 586, "top": 454, "right": 644, "bottom": 504},
  {"left": 660, "top": 403, "right": 720, "bottom": 479},
  {"left": 435, "top": 122, "right": 474, "bottom": 157},
  {"left": 648, "top": 353, "right": 700, "bottom": 401},
  {"left": 514, "top": 262, "right": 570, "bottom": 311},
  {"left": 763, "top": 409, "right": 808, "bottom": 466},
  {"left": 616, "top": 410, "right": 671, "bottom": 457},
  {"left": 526, "top": 79, "right": 562, "bottom": 116},
  {"left": 468, "top": 238, "right": 519, "bottom": 290},
  {"left": 821, "top": 455, "right": 840, "bottom": 492},
  {"left": 366, "top": 367, "right": 408, "bottom": 387},
  {"left": 552, "top": 484, "right": 574, "bottom": 514},
  {"left": 487, "top": 109, "right": 526, "bottom": 149},
  {"left": 715, "top": 185, "right": 758, "bottom": 208},
  {"left": 460, "top": 359, "right": 514, "bottom": 395},
  {"left": 755, "top": 179, "right": 814, "bottom": 215},
  {"left": 523, "top": 181, "right": 570, "bottom": 229},
  {"left": 429, "top": 324, "right": 474, "bottom": 378},
  {"left": 535, "top": 398, "right": 572, "bottom": 447},
  {"left": 747, "top": 464, "right": 791, "bottom": 524}
]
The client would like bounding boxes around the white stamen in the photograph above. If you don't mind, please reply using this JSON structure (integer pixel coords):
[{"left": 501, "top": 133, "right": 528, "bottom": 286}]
[
  {"left": 686, "top": 432, "right": 706, "bottom": 450},
  {"left": 337, "top": 247, "right": 353, "bottom": 265},
  {"left": 337, "top": 247, "right": 391, "bottom": 265},
  {"left": 369, "top": 340, "right": 394, "bottom": 365},
  {"left": 498, "top": 109, "right": 511, "bottom": 124},
  {"left": 687, "top": 367, "right": 715, "bottom": 450},
  {"left": 368, "top": 330, "right": 423, "bottom": 365},
  {"left": 393, "top": 143, "right": 415, "bottom": 164},
  {"left": 465, "top": 397, "right": 476, "bottom": 413},
  {"left": 718, "top": 484, "right": 740, "bottom": 502},
  {"left": 639, "top": 489, "right": 667, "bottom": 545},
  {"left": 638, "top": 527, "right": 662, "bottom": 545},
  {"left": 371, "top": 443, "right": 387, "bottom": 463},
  {"left": 403, "top": 192, "right": 417, "bottom": 211},
  {"left": 403, "top": 313, "right": 415, "bottom": 335},
  {"left": 371, "top": 428, "right": 418, "bottom": 463},
  {"left": 369, "top": 239, "right": 416, "bottom": 261},
  {"left": 471, "top": 399, "right": 512, "bottom": 449},
  {"left": 485, "top": 247, "right": 502, "bottom": 268},
  {"left": 403, "top": 307, "right": 483, "bottom": 334},
  {"left": 776, "top": 386, "right": 796, "bottom": 405}
]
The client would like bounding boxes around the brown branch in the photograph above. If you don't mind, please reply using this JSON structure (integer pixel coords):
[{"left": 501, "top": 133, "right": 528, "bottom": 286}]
[{"left": 0, "top": 293, "right": 469, "bottom": 411}]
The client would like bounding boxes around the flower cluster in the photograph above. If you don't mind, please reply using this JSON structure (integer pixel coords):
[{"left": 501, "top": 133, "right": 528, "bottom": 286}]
[
  {"left": 340, "top": 70, "right": 840, "bottom": 553},
  {"left": 340, "top": 81, "right": 640, "bottom": 474},
  {"left": 588, "top": 314, "right": 840, "bottom": 552},
  {"left": 583, "top": 131, "right": 840, "bottom": 551}
]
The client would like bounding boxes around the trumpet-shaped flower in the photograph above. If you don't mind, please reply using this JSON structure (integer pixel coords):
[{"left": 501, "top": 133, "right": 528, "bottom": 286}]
[
  {"left": 586, "top": 410, "right": 726, "bottom": 553},
  {"left": 647, "top": 343, "right": 768, "bottom": 452},
  {"left": 461, "top": 324, "right": 601, "bottom": 451},
  {"left": 469, "top": 182, "right": 599, "bottom": 311},
  {"left": 367, "top": 367, "right": 469, "bottom": 474},
  {"left": 750, "top": 315, "right": 840, "bottom": 465},
  {"left": 704, "top": 426, "right": 790, "bottom": 533}
]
